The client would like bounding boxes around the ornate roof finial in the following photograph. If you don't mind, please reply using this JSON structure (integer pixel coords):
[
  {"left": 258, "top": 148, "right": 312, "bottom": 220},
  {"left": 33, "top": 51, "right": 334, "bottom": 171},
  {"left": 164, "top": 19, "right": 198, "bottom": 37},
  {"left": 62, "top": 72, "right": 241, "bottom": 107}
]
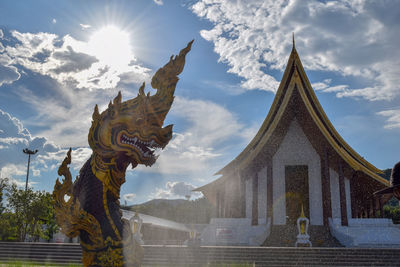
[
  {"left": 300, "top": 203, "right": 305, "bottom": 218},
  {"left": 292, "top": 32, "right": 295, "bottom": 49}
]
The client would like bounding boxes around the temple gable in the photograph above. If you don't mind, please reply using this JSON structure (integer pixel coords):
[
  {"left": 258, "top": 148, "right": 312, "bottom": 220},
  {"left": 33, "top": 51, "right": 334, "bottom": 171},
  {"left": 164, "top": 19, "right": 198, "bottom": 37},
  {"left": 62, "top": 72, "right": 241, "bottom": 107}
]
[{"left": 272, "top": 119, "right": 323, "bottom": 225}]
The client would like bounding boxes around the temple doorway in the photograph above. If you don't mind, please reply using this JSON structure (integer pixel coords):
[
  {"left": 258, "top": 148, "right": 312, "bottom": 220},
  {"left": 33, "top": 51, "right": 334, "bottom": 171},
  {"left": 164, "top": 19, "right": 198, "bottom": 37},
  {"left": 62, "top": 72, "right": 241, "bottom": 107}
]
[{"left": 285, "top": 165, "right": 309, "bottom": 225}]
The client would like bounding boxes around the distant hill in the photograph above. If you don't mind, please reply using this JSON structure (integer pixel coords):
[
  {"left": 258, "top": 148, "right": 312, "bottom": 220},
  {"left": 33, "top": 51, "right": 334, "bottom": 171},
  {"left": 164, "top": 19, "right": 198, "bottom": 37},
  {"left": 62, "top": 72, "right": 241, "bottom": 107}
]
[
  {"left": 135, "top": 198, "right": 188, "bottom": 207},
  {"left": 122, "top": 197, "right": 215, "bottom": 224}
]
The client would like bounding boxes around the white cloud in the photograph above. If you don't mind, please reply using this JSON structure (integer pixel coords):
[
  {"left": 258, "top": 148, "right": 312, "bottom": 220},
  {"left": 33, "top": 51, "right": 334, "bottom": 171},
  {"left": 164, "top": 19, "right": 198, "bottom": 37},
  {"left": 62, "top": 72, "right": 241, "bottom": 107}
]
[
  {"left": 0, "top": 29, "right": 150, "bottom": 90},
  {"left": 377, "top": 109, "right": 400, "bottom": 129},
  {"left": 151, "top": 181, "right": 202, "bottom": 199},
  {"left": 0, "top": 54, "right": 21, "bottom": 86},
  {"left": 0, "top": 29, "right": 153, "bottom": 149},
  {"left": 153, "top": 0, "right": 163, "bottom": 6},
  {"left": 312, "top": 79, "right": 331, "bottom": 91},
  {"left": 139, "top": 97, "right": 247, "bottom": 175},
  {"left": 202, "top": 80, "right": 246, "bottom": 95},
  {"left": 0, "top": 163, "right": 40, "bottom": 188},
  {"left": 191, "top": 0, "right": 400, "bottom": 101},
  {"left": 32, "top": 168, "right": 40, "bottom": 177},
  {"left": 0, "top": 109, "right": 60, "bottom": 170},
  {"left": 0, "top": 64, "right": 20, "bottom": 86},
  {"left": 123, "top": 193, "right": 136, "bottom": 202},
  {"left": 0, "top": 108, "right": 93, "bottom": 188},
  {"left": 79, "top": 24, "right": 91, "bottom": 30},
  {"left": 1, "top": 164, "right": 29, "bottom": 187},
  {"left": 171, "top": 97, "right": 245, "bottom": 147},
  {"left": 70, "top": 147, "right": 92, "bottom": 170},
  {"left": 12, "top": 83, "right": 131, "bottom": 147},
  {"left": 312, "top": 78, "right": 349, "bottom": 93},
  {"left": 1, "top": 164, "right": 26, "bottom": 178},
  {"left": 0, "top": 109, "right": 60, "bottom": 184}
]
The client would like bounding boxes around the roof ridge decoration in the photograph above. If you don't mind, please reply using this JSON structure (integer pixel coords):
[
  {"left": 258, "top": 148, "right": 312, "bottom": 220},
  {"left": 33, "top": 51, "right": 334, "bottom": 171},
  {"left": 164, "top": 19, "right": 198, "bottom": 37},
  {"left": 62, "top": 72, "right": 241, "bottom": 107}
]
[
  {"left": 292, "top": 32, "right": 295, "bottom": 50},
  {"left": 212, "top": 39, "right": 387, "bottom": 186}
]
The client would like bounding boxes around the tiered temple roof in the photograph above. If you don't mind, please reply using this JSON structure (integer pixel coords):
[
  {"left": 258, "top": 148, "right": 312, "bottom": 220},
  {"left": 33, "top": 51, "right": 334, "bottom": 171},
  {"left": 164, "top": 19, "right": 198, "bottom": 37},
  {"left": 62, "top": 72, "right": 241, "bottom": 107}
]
[{"left": 196, "top": 42, "right": 388, "bottom": 204}]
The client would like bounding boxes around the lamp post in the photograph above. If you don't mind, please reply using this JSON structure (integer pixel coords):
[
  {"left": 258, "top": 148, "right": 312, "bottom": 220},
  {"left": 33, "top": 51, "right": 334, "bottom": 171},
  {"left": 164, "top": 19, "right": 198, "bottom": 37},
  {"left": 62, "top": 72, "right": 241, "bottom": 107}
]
[{"left": 23, "top": 148, "right": 38, "bottom": 191}]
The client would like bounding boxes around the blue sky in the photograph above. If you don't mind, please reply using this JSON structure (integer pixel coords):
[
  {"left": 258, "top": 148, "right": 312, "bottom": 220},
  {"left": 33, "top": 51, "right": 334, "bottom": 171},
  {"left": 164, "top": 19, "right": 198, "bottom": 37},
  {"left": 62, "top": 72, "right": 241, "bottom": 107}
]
[{"left": 0, "top": 0, "right": 399, "bottom": 204}]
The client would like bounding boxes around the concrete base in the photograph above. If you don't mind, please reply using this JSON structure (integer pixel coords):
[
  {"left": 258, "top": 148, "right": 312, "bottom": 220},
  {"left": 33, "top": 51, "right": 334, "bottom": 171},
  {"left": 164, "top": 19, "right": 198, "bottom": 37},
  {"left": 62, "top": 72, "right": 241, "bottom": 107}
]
[{"left": 329, "top": 218, "right": 400, "bottom": 247}]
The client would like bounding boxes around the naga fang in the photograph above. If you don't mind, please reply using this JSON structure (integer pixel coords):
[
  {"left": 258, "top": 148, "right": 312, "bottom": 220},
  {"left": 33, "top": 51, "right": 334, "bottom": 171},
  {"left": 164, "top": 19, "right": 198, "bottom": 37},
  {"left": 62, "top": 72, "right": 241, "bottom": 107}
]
[{"left": 53, "top": 41, "right": 193, "bottom": 267}]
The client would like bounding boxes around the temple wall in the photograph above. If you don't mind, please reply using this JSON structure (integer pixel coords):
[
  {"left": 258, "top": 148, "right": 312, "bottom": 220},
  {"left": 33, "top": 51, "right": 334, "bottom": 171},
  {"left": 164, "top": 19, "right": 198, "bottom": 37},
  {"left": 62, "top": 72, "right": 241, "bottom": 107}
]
[{"left": 272, "top": 119, "right": 323, "bottom": 225}]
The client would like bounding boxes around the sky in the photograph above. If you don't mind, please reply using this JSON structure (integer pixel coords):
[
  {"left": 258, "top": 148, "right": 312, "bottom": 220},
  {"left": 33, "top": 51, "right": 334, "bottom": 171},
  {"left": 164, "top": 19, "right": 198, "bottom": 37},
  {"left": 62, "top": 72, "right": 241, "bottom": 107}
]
[{"left": 0, "top": 0, "right": 399, "bottom": 205}]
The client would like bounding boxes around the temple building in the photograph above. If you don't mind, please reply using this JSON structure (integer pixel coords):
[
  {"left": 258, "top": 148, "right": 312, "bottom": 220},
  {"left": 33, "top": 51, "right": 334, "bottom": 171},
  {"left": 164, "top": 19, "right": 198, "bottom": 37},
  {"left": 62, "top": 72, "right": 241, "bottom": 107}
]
[{"left": 195, "top": 42, "right": 400, "bottom": 247}]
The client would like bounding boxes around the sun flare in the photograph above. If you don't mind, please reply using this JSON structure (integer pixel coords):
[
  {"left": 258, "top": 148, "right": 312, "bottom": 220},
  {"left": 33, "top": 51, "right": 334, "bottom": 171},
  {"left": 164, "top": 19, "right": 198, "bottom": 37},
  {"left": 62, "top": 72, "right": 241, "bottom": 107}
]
[{"left": 88, "top": 25, "right": 134, "bottom": 70}]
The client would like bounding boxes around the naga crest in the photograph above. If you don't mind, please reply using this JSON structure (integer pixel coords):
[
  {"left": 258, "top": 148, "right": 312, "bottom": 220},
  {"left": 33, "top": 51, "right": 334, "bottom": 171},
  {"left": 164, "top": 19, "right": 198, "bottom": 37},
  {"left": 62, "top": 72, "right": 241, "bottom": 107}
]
[{"left": 89, "top": 40, "right": 193, "bottom": 170}]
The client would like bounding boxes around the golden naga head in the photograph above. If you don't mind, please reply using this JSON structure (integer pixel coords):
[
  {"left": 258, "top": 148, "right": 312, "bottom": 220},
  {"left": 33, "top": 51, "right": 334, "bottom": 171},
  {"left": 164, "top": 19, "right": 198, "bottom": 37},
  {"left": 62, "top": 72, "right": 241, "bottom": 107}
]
[{"left": 88, "top": 40, "right": 193, "bottom": 167}]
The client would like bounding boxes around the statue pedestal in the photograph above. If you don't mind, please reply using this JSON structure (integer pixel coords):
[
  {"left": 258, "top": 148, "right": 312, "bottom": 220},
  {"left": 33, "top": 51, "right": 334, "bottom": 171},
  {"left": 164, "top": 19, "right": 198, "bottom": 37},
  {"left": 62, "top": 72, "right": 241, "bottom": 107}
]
[
  {"left": 295, "top": 206, "right": 312, "bottom": 247},
  {"left": 184, "top": 229, "right": 200, "bottom": 247},
  {"left": 295, "top": 233, "right": 312, "bottom": 247}
]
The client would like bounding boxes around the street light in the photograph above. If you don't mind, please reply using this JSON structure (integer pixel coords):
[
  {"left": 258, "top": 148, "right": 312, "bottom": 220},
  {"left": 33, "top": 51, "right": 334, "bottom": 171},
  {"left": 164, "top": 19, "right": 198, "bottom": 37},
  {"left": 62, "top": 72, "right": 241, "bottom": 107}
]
[{"left": 23, "top": 148, "right": 38, "bottom": 191}]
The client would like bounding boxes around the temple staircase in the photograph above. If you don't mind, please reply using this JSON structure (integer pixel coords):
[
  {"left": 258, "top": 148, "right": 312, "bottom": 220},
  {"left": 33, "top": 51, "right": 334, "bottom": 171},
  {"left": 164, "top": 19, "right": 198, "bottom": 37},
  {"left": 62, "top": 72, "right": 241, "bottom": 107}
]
[
  {"left": 1, "top": 242, "right": 400, "bottom": 266},
  {"left": 262, "top": 225, "right": 342, "bottom": 247},
  {"left": 0, "top": 242, "right": 82, "bottom": 265}
]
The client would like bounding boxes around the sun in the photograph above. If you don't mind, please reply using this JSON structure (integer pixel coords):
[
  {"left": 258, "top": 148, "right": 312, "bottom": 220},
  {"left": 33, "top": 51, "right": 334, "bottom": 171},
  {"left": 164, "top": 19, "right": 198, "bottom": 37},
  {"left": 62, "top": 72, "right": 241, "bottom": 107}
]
[{"left": 88, "top": 25, "right": 134, "bottom": 70}]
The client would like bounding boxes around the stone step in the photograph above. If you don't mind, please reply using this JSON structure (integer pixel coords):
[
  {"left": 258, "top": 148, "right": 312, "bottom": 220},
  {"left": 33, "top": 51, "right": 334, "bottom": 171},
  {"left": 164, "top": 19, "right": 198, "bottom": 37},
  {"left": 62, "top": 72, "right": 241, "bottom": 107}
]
[
  {"left": 144, "top": 247, "right": 399, "bottom": 253},
  {"left": 142, "top": 253, "right": 398, "bottom": 259},
  {"left": 263, "top": 225, "right": 343, "bottom": 247},
  {"left": 141, "top": 256, "right": 398, "bottom": 262},
  {"left": 1, "top": 242, "right": 399, "bottom": 266},
  {"left": 142, "top": 251, "right": 398, "bottom": 258}
]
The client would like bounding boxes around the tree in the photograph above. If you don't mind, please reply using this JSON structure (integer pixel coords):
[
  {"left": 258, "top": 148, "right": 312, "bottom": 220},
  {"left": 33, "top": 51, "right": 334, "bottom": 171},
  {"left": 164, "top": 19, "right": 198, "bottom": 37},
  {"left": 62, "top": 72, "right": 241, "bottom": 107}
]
[
  {"left": 384, "top": 205, "right": 400, "bottom": 224},
  {"left": 0, "top": 178, "right": 17, "bottom": 241},
  {"left": 1, "top": 182, "right": 57, "bottom": 242}
]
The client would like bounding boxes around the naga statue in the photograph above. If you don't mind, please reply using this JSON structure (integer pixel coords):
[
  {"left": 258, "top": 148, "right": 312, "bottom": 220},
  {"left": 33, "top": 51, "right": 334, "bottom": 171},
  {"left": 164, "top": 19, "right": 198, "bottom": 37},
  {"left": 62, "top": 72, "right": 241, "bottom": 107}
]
[{"left": 53, "top": 41, "right": 193, "bottom": 266}]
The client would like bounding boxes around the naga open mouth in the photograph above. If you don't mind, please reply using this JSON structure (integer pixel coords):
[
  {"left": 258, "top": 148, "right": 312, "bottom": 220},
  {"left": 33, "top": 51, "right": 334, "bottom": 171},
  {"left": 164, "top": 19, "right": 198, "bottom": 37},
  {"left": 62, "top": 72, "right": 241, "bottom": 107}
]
[{"left": 120, "top": 133, "right": 161, "bottom": 159}]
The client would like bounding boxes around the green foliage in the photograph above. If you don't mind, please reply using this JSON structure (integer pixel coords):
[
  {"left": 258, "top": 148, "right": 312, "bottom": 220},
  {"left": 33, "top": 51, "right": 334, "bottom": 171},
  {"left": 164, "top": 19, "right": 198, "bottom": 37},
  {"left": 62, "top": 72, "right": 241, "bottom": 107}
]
[
  {"left": 129, "top": 197, "right": 215, "bottom": 224},
  {"left": 0, "top": 211, "right": 18, "bottom": 241},
  {"left": 383, "top": 205, "right": 400, "bottom": 224},
  {"left": 0, "top": 178, "right": 57, "bottom": 242},
  {"left": 381, "top": 168, "right": 392, "bottom": 181}
]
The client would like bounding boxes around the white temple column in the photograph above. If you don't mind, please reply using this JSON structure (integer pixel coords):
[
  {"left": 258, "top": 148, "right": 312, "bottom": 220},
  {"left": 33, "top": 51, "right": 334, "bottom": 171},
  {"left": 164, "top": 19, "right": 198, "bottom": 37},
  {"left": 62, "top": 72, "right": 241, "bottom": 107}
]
[
  {"left": 258, "top": 167, "right": 267, "bottom": 224},
  {"left": 345, "top": 177, "right": 352, "bottom": 220},
  {"left": 330, "top": 168, "right": 341, "bottom": 219},
  {"left": 245, "top": 178, "right": 252, "bottom": 219}
]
